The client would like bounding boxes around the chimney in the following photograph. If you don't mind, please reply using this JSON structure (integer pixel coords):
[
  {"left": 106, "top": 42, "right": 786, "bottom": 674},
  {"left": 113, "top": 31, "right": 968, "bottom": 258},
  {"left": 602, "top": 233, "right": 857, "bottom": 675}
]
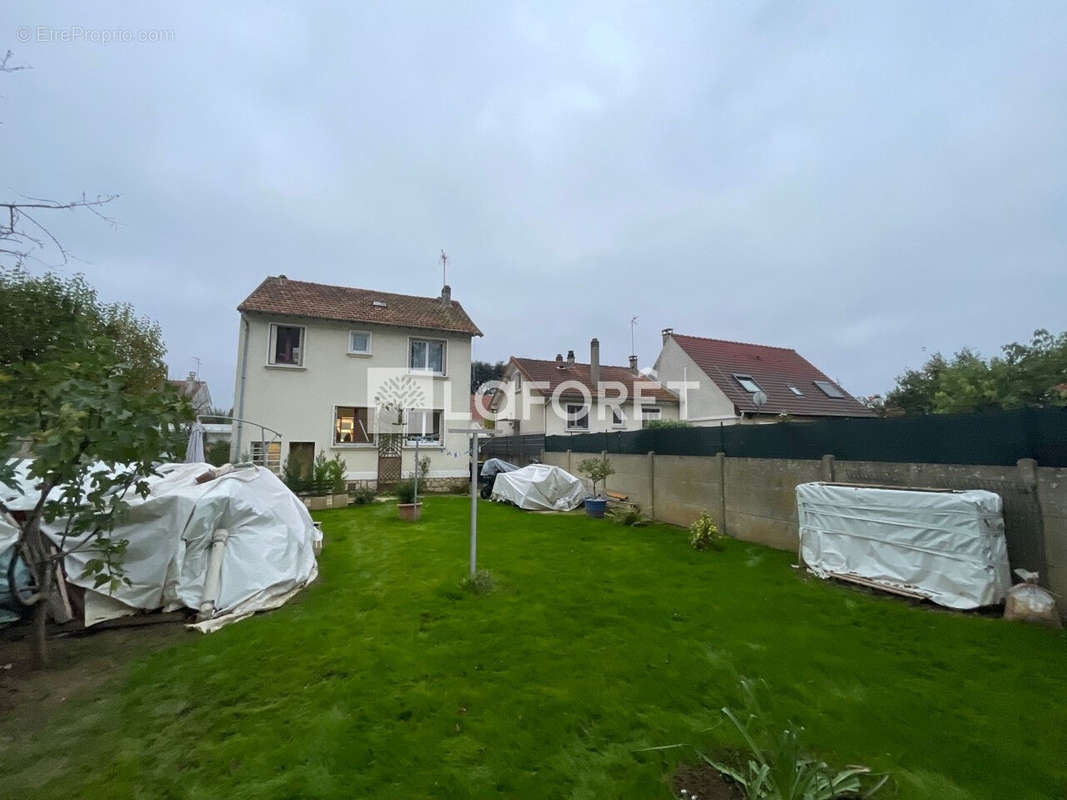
[
  {"left": 628, "top": 355, "right": 638, "bottom": 373},
  {"left": 661, "top": 327, "right": 674, "bottom": 345},
  {"left": 566, "top": 349, "right": 575, "bottom": 366},
  {"left": 590, "top": 338, "right": 600, "bottom": 392},
  {"left": 278, "top": 274, "right": 287, "bottom": 281},
  {"left": 440, "top": 284, "right": 452, "bottom": 307}
]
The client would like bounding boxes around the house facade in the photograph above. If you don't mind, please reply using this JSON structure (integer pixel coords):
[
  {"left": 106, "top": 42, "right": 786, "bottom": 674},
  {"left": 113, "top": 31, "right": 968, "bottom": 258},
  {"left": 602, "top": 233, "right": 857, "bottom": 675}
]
[
  {"left": 168, "top": 372, "right": 213, "bottom": 415},
  {"left": 492, "top": 338, "right": 679, "bottom": 435},
  {"left": 231, "top": 276, "right": 482, "bottom": 487},
  {"left": 653, "top": 329, "right": 875, "bottom": 425}
]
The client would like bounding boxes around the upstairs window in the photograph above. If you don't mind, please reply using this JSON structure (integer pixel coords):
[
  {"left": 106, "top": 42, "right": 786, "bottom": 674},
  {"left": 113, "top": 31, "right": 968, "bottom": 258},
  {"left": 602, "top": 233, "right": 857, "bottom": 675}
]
[
  {"left": 406, "top": 409, "right": 443, "bottom": 443},
  {"left": 410, "top": 338, "right": 445, "bottom": 374},
  {"left": 269, "top": 324, "right": 305, "bottom": 366},
  {"left": 565, "top": 403, "right": 589, "bottom": 431},
  {"left": 813, "top": 380, "right": 845, "bottom": 398},
  {"left": 788, "top": 385, "right": 804, "bottom": 396},
  {"left": 733, "top": 373, "right": 761, "bottom": 393},
  {"left": 348, "top": 330, "right": 372, "bottom": 355},
  {"left": 334, "top": 406, "right": 374, "bottom": 444}
]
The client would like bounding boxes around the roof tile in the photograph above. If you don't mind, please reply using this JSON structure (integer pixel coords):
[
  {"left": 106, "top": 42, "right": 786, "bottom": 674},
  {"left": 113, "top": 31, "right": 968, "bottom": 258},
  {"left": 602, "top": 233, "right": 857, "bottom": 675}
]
[{"left": 237, "top": 276, "right": 482, "bottom": 336}]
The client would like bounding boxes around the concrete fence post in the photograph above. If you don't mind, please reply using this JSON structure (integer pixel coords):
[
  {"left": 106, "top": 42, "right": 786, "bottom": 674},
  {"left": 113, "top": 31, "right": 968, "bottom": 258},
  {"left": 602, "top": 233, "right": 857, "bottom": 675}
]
[
  {"left": 716, "top": 451, "right": 727, "bottom": 535},
  {"left": 566, "top": 449, "right": 572, "bottom": 474},
  {"left": 821, "top": 454, "right": 836, "bottom": 482},
  {"left": 1017, "top": 458, "right": 1049, "bottom": 583},
  {"left": 648, "top": 451, "right": 655, "bottom": 519}
]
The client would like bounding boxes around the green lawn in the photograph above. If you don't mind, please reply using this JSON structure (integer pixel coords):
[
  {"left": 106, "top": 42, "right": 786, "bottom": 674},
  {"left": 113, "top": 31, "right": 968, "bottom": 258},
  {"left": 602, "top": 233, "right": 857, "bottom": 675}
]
[{"left": 3, "top": 497, "right": 1066, "bottom": 799}]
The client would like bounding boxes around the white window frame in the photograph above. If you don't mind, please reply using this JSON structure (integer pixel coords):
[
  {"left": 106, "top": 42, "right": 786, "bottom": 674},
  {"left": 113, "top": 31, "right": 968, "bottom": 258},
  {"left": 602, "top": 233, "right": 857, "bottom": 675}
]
[
  {"left": 333, "top": 405, "right": 376, "bottom": 446},
  {"left": 565, "top": 402, "right": 589, "bottom": 431},
  {"left": 405, "top": 408, "right": 443, "bottom": 445},
  {"left": 267, "top": 323, "right": 306, "bottom": 367},
  {"left": 347, "top": 329, "right": 372, "bottom": 356},
  {"left": 408, "top": 337, "right": 447, "bottom": 376}
]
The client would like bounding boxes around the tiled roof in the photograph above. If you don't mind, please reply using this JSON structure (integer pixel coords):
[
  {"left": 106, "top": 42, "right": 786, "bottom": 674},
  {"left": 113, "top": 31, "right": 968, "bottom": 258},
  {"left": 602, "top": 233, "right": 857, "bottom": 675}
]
[
  {"left": 671, "top": 333, "right": 874, "bottom": 418},
  {"left": 237, "top": 276, "right": 482, "bottom": 336},
  {"left": 509, "top": 357, "right": 678, "bottom": 404}
]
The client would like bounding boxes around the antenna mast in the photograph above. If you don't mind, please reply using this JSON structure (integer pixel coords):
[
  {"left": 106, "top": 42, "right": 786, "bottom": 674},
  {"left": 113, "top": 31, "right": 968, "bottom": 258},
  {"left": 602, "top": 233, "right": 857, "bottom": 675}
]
[
  {"left": 630, "top": 315, "right": 639, "bottom": 355},
  {"left": 440, "top": 249, "right": 448, "bottom": 288}
]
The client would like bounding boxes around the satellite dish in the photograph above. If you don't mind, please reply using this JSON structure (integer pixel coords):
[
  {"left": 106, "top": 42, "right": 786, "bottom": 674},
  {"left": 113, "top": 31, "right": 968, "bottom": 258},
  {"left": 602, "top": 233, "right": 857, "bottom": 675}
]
[{"left": 752, "top": 390, "right": 768, "bottom": 409}]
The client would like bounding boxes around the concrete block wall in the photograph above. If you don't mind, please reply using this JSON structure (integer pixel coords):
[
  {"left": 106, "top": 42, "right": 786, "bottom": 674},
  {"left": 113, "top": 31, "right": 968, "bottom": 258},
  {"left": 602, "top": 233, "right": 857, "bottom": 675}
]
[{"left": 547, "top": 448, "right": 1067, "bottom": 611}]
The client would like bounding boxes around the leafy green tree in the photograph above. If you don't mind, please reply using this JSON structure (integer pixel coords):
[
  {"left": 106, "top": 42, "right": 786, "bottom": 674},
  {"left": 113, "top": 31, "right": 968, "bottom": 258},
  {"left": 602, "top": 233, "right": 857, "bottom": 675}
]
[
  {"left": 884, "top": 330, "right": 1067, "bottom": 415},
  {"left": 471, "top": 360, "right": 506, "bottom": 393},
  {"left": 0, "top": 268, "right": 188, "bottom": 668}
]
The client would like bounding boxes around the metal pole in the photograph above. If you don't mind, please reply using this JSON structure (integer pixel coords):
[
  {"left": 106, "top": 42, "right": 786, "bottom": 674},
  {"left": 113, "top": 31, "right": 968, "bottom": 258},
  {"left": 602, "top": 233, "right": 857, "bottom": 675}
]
[
  {"left": 413, "top": 433, "right": 420, "bottom": 504},
  {"left": 470, "top": 432, "right": 478, "bottom": 577}
]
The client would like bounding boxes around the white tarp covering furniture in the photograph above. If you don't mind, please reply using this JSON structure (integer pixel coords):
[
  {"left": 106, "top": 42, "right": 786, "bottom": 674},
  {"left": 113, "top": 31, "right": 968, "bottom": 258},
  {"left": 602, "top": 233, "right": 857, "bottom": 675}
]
[
  {"left": 8, "top": 461, "right": 320, "bottom": 632},
  {"left": 490, "top": 464, "right": 586, "bottom": 511},
  {"left": 796, "top": 482, "right": 1011, "bottom": 609}
]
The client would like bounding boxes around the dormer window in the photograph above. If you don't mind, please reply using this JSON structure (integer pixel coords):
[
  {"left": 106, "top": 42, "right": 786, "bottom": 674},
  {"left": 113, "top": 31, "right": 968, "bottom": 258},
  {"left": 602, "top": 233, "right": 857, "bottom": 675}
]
[{"left": 733, "top": 374, "right": 762, "bottom": 393}]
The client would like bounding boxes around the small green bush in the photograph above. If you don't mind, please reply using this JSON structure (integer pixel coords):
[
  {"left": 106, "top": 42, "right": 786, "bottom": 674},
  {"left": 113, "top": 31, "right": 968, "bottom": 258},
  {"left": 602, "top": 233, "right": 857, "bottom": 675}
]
[
  {"left": 314, "top": 451, "right": 347, "bottom": 494},
  {"left": 205, "top": 439, "right": 231, "bottom": 467},
  {"left": 350, "top": 486, "right": 376, "bottom": 505},
  {"left": 394, "top": 480, "right": 418, "bottom": 504},
  {"left": 460, "top": 569, "right": 495, "bottom": 595},
  {"left": 689, "top": 511, "right": 724, "bottom": 551},
  {"left": 643, "top": 419, "right": 691, "bottom": 429},
  {"left": 608, "top": 504, "right": 650, "bottom": 527}
]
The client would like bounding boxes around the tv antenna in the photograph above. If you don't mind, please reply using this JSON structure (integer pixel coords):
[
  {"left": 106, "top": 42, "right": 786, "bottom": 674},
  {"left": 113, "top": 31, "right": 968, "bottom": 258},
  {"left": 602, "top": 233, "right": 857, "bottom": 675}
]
[
  {"left": 192, "top": 356, "right": 202, "bottom": 380},
  {"left": 440, "top": 249, "right": 448, "bottom": 287},
  {"left": 630, "top": 315, "right": 639, "bottom": 356}
]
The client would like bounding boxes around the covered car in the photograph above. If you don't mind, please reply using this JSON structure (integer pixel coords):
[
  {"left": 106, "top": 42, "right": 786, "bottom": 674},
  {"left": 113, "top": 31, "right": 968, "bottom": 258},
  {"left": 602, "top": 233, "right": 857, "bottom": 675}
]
[
  {"left": 797, "top": 482, "right": 1011, "bottom": 609},
  {"left": 490, "top": 464, "right": 586, "bottom": 511}
]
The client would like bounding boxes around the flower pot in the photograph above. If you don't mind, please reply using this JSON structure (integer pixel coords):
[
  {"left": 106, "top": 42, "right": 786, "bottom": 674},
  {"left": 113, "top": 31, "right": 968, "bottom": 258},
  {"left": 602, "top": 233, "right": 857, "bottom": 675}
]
[
  {"left": 584, "top": 498, "right": 607, "bottom": 518},
  {"left": 397, "top": 502, "right": 422, "bottom": 521}
]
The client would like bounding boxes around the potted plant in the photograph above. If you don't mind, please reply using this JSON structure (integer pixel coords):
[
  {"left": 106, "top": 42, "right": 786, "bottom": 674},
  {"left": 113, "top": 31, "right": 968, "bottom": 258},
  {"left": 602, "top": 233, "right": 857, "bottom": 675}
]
[
  {"left": 577, "top": 456, "right": 614, "bottom": 518},
  {"left": 395, "top": 479, "right": 421, "bottom": 521}
]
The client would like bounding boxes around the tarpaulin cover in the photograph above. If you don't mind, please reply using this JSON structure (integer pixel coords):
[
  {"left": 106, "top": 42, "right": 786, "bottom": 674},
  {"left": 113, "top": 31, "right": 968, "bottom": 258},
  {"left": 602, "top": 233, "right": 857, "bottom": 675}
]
[
  {"left": 480, "top": 458, "right": 518, "bottom": 478},
  {"left": 796, "top": 482, "right": 1011, "bottom": 609},
  {"left": 490, "top": 464, "right": 586, "bottom": 511},
  {"left": 8, "top": 461, "right": 320, "bottom": 631},
  {"left": 0, "top": 513, "right": 28, "bottom": 625}
]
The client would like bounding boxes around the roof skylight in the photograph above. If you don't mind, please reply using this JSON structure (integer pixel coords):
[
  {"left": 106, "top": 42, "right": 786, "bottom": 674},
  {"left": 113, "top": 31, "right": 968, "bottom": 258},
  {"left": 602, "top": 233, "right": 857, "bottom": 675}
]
[
  {"left": 813, "top": 380, "right": 844, "bottom": 398},
  {"left": 733, "top": 373, "right": 762, "bottom": 393}
]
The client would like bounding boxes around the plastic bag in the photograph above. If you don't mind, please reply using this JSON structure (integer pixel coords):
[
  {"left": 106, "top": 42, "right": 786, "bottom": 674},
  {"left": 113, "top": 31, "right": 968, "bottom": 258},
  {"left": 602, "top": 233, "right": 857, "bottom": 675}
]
[{"left": 1004, "top": 569, "right": 1062, "bottom": 628}]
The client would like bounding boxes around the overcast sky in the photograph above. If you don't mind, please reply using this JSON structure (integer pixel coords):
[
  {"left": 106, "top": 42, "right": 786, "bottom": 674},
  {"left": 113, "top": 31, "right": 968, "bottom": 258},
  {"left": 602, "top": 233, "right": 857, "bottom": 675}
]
[{"left": 5, "top": 2, "right": 1065, "bottom": 407}]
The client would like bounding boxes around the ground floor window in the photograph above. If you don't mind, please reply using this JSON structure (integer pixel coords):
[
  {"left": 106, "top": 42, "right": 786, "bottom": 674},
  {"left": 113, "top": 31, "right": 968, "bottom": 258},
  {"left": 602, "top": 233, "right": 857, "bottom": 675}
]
[
  {"left": 250, "top": 440, "right": 282, "bottom": 472},
  {"left": 406, "top": 409, "right": 442, "bottom": 443},
  {"left": 640, "top": 405, "right": 661, "bottom": 427},
  {"left": 566, "top": 403, "right": 589, "bottom": 431},
  {"left": 335, "top": 406, "right": 374, "bottom": 444},
  {"left": 610, "top": 407, "right": 624, "bottom": 426}
]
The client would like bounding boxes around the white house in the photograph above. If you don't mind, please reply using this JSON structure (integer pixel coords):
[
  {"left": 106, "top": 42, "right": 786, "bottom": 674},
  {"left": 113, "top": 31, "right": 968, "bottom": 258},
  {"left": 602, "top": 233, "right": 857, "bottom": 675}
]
[
  {"left": 653, "top": 329, "right": 875, "bottom": 425},
  {"left": 230, "top": 275, "right": 482, "bottom": 487},
  {"left": 491, "top": 338, "right": 679, "bottom": 435},
  {"left": 167, "top": 372, "right": 213, "bottom": 416}
]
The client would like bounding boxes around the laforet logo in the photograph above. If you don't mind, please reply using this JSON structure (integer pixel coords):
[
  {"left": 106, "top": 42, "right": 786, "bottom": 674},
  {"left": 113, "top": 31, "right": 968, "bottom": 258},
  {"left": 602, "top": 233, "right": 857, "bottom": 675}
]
[{"left": 373, "top": 374, "right": 428, "bottom": 414}]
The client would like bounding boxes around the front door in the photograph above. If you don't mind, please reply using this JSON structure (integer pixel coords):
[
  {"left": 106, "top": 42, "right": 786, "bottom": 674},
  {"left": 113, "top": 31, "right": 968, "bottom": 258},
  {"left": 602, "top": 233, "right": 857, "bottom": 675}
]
[{"left": 288, "top": 442, "right": 315, "bottom": 481}]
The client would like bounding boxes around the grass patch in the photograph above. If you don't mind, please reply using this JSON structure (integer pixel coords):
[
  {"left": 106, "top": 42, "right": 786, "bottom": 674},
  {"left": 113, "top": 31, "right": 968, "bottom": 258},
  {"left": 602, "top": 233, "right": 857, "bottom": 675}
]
[{"left": 1, "top": 497, "right": 1065, "bottom": 798}]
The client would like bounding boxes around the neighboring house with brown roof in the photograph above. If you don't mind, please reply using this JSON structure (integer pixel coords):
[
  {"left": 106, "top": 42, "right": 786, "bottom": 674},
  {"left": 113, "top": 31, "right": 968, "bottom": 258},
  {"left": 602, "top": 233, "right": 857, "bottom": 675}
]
[
  {"left": 168, "top": 372, "right": 213, "bottom": 415},
  {"left": 653, "top": 329, "right": 875, "bottom": 425},
  {"left": 232, "top": 275, "right": 481, "bottom": 484},
  {"left": 492, "top": 338, "right": 679, "bottom": 435}
]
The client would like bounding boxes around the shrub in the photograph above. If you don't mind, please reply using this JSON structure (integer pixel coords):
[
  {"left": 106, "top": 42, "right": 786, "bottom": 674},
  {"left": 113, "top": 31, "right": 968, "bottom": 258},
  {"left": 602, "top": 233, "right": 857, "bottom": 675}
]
[
  {"left": 643, "top": 419, "right": 691, "bottom": 429},
  {"left": 394, "top": 479, "right": 418, "bottom": 504},
  {"left": 314, "top": 450, "right": 347, "bottom": 494},
  {"left": 608, "top": 504, "right": 650, "bottom": 527},
  {"left": 689, "top": 511, "right": 724, "bottom": 551},
  {"left": 350, "top": 486, "right": 377, "bottom": 505},
  {"left": 700, "top": 678, "right": 888, "bottom": 799},
  {"left": 460, "top": 569, "right": 495, "bottom": 595},
  {"left": 206, "top": 439, "right": 231, "bottom": 467},
  {"left": 577, "top": 456, "right": 614, "bottom": 497}
]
